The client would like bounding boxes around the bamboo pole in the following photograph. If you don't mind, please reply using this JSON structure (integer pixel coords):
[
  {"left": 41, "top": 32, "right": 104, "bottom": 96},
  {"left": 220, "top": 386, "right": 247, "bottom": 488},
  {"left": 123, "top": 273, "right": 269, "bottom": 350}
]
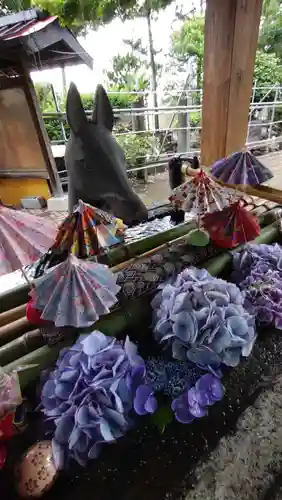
[
  {"left": 0, "top": 284, "right": 30, "bottom": 315},
  {"left": 3, "top": 222, "right": 280, "bottom": 388},
  {"left": 0, "top": 304, "right": 27, "bottom": 327},
  {"left": 0, "top": 329, "right": 43, "bottom": 366},
  {"left": 104, "top": 219, "right": 197, "bottom": 267},
  {"left": 0, "top": 205, "right": 280, "bottom": 317},
  {"left": 3, "top": 339, "right": 73, "bottom": 387},
  {"left": 0, "top": 316, "right": 34, "bottom": 347},
  {"left": 112, "top": 208, "right": 281, "bottom": 273}
]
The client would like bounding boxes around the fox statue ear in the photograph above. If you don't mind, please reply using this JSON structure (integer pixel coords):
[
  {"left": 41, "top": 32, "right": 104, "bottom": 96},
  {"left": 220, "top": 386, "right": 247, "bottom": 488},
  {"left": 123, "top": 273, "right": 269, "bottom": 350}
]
[
  {"left": 66, "top": 82, "right": 88, "bottom": 135},
  {"left": 92, "top": 84, "right": 114, "bottom": 131}
]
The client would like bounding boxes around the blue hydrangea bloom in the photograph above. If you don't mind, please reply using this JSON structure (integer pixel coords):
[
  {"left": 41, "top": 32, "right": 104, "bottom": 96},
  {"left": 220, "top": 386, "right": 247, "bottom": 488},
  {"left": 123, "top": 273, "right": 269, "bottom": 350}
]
[
  {"left": 152, "top": 267, "right": 256, "bottom": 368},
  {"left": 41, "top": 331, "right": 145, "bottom": 468},
  {"left": 171, "top": 373, "right": 225, "bottom": 424}
]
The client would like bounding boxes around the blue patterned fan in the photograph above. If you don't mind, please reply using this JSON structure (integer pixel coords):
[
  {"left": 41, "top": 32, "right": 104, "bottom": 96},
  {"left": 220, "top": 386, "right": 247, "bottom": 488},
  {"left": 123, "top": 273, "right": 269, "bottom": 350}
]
[{"left": 30, "top": 255, "right": 120, "bottom": 328}]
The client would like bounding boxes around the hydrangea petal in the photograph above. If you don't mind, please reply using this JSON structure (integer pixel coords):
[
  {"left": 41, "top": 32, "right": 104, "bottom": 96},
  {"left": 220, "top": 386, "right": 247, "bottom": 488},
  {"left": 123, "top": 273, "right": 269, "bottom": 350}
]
[
  {"left": 144, "top": 394, "right": 158, "bottom": 414},
  {"left": 54, "top": 415, "right": 74, "bottom": 444},
  {"left": 171, "top": 395, "right": 194, "bottom": 424},
  {"left": 52, "top": 439, "right": 65, "bottom": 470}
]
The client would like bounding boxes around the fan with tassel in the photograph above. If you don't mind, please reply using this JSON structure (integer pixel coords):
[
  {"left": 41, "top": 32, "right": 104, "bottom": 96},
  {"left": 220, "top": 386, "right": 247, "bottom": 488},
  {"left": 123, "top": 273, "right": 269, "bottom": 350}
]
[
  {"left": 169, "top": 170, "right": 240, "bottom": 246},
  {"left": 0, "top": 204, "right": 57, "bottom": 277},
  {"left": 53, "top": 200, "right": 126, "bottom": 258},
  {"left": 29, "top": 255, "right": 120, "bottom": 328},
  {"left": 210, "top": 150, "right": 273, "bottom": 186},
  {"left": 202, "top": 200, "right": 260, "bottom": 249}
]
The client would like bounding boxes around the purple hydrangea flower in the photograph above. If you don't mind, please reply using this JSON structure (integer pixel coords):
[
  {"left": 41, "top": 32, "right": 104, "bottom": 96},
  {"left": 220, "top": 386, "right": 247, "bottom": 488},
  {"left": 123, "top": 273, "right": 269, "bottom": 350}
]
[
  {"left": 232, "top": 243, "right": 282, "bottom": 283},
  {"left": 134, "top": 385, "right": 157, "bottom": 415},
  {"left": 41, "top": 331, "right": 145, "bottom": 468},
  {"left": 232, "top": 244, "right": 282, "bottom": 329},
  {"left": 152, "top": 267, "right": 256, "bottom": 368},
  {"left": 171, "top": 373, "right": 225, "bottom": 424}
]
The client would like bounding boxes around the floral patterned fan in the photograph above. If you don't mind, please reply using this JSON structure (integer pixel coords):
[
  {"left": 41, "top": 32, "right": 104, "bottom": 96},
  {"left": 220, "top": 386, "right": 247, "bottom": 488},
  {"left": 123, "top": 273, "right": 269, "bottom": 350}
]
[
  {"left": 210, "top": 150, "right": 273, "bottom": 186},
  {"left": 169, "top": 170, "right": 238, "bottom": 216},
  {"left": 30, "top": 255, "right": 120, "bottom": 328},
  {"left": 0, "top": 205, "right": 57, "bottom": 276},
  {"left": 53, "top": 200, "right": 126, "bottom": 259},
  {"left": 203, "top": 200, "right": 260, "bottom": 249},
  {"left": 169, "top": 170, "right": 239, "bottom": 247}
]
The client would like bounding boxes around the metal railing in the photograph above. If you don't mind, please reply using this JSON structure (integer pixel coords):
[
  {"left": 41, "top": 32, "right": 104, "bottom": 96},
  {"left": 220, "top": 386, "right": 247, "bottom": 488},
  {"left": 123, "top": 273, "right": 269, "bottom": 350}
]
[{"left": 41, "top": 84, "right": 282, "bottom": 180}]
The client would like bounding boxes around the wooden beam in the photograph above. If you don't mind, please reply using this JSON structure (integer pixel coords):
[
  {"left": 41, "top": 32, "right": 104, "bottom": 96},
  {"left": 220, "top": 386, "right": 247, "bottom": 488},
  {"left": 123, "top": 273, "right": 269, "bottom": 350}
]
[
  {"left": 21, "top": 66, "right": 63, "bottom": 196},
  {"left": 201, "top": 0, "right": 263, "bottom": 166}
]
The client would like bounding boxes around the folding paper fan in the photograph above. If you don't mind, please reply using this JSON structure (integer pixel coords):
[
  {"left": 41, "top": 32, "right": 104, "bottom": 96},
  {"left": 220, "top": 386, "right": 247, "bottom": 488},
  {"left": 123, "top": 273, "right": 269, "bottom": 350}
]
[
  {"left": 203, "top": 201, "right": 260, "bottom": 249},
  {"left": 169, "top": 170, "right": 239, "bottom": 216},
  {"left": 53, "top": 200, "right": 126, "bottom": 258},
  {"left": 0, "top": 205, "right": 57, "bottom": 276},
  {"left": 210, "top": 150, "right": 273, "bottom": 186},
  {"left": 30, "top": 255, "right": 120, "bottom": 328}
]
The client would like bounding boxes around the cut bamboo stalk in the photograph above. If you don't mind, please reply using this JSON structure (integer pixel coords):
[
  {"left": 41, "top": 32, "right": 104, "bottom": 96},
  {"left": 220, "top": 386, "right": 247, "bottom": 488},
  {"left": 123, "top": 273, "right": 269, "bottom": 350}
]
[
  {"left": 0, "top": 205, "right": 280, "bottom": 315},
  {"left": 112, "top": 232, "right": 194, "bottom": 272},
  {"left": 0, "top": 304, "right": 27, "bottom": 327},
  {"left": 0, "top": 329, "right": 44, "bottom": 366},
  {"left": 4, "top": 219, "right": 278, "bottom": 368},
  {"left": 3, "top": 339, "right": 73, "bottom": 387},
  {"left": 0, "top": 316, "right": 34, "bottom": 347},
  {"left": 112, "top": 208, "right": 281, "bottom": 273},
  {"left": 0, "top": 283, "right": 30, "bottom": 315},
  {"left": 4, "top": 222, "right": 280, "bottom": 388},
  {"left": 104, "top": 218, "right": 197, "bottom": 267}
]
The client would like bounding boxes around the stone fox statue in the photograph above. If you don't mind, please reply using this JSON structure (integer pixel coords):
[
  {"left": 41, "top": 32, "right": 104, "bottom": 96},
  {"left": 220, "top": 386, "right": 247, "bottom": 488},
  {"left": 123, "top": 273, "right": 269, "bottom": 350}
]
[{"left": 64, "top": 82, "right": 148, "bottom": 224}]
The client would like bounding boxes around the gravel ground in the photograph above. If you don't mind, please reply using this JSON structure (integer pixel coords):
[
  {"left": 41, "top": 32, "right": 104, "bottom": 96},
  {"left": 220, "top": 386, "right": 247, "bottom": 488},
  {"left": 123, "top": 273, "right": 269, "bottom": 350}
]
[{"left": 185, "top": 378, "right": 282, "bottom": 500}]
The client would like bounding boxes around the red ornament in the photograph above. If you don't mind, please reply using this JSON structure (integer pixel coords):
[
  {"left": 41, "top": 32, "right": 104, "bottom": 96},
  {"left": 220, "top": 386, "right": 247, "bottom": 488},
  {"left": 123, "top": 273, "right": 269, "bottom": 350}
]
[
  {"left": 0, "top": 412, "right": 15, "bottom": 440},
  {"left": 203, "top": 200, "right": 260, "bottom": 249},
  {"left": 26, "top": 300, "right": 51, "bottom": 326},
  {"left": 0, "top": 442, "right": 7, "bottom": 469}
]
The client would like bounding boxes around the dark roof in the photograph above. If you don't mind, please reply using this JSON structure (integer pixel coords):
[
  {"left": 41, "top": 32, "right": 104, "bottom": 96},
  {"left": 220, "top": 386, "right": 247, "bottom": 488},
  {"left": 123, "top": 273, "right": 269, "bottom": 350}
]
[{"left": 0, "top": 8, "right": 93, "bottom": 71}]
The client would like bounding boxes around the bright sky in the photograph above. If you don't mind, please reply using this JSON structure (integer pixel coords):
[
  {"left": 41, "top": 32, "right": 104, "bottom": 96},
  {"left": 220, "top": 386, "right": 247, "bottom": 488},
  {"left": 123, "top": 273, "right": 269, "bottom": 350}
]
[{"left": 31, "top": 0, "right": 200, "bottom": 93}]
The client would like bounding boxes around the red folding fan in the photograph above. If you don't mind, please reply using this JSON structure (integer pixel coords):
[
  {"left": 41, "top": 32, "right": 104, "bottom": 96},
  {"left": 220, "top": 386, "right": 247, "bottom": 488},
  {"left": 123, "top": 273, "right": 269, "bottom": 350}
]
[{"left": 203, "top": 201, "right": 260, "bottom": 249}]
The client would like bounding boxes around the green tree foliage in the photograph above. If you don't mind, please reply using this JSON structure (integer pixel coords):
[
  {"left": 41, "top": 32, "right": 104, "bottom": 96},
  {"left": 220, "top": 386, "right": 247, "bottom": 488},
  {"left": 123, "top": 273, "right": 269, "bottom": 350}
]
[
  {"left": 116, "top": 131, "right": 153, "bottom": 169},
  {"left": 16, "top": 0, "right": 173, "bottom": 32},
  {"left": 169, "top": 12, "right": 282, "bottom": 96},
  {"left": 259, "top": 0, "right": 282, "bottom": 59},
  {"left": 170, "top": 16, "right": 204, "bottom": 91},
  {"left": 106, "top": 38, "right": 149, "bottom": 91},
  {"left": 35, "top": 83, "right": 66, "bottom": 142},
  {"left": 253, "top": 50, "right": 282, "bottom": 100},
  {"left": 262, "top": 0, "right": 281, "bottom": 17}
]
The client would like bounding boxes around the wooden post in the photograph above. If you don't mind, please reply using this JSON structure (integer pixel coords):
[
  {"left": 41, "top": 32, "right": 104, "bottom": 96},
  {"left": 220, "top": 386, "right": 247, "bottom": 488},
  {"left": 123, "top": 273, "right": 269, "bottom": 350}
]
[
  {"left": 22, "top": 67, "right": 63, "bottom": 196},
  {"left": 201, "top": 0, "right": 263, "bottom": 166}
]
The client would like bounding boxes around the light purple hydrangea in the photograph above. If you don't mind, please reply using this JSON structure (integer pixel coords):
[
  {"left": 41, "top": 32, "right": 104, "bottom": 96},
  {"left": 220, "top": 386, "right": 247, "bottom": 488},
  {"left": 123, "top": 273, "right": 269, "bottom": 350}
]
[
  {"left": 41, "top": 331, "right": 146, "bottom": 468},
  {"left": 152, "top": 267, "right": 256, "bottom": 368},
  {"left": 232, "top": 243, "right": 282, "bottom": 329},
  {"left": 232, "top": 243, "right": 282, "bottom": 283},
  {"left": 171, "top": 373, "right": 225, "bottom": 424}
]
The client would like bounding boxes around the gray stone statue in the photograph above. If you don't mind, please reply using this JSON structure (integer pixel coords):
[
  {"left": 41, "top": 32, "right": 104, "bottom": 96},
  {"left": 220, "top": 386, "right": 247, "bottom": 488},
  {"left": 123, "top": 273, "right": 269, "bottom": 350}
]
[{"left": 65, "top": 82, "right": 148, "bottom": 224}]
